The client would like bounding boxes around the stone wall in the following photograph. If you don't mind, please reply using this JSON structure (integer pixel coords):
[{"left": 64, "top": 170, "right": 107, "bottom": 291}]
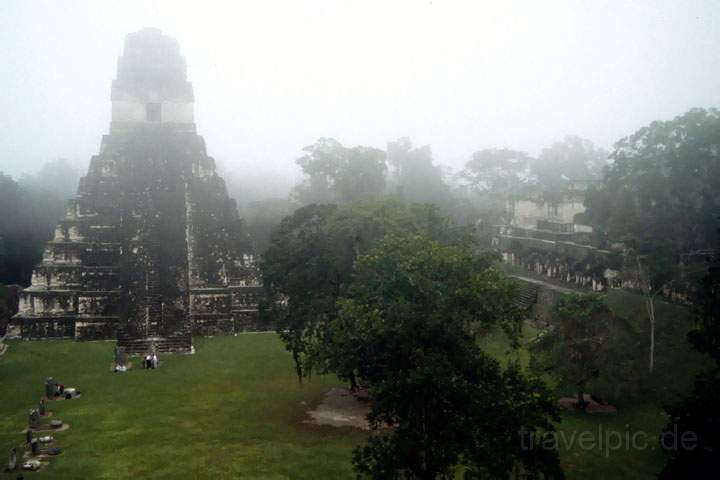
[{"left": 0, "top": 285, "right": 21, "bottom": 336}]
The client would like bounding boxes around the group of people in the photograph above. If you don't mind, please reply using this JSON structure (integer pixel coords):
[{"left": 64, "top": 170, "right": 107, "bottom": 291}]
[{"left": 143, "top": 354, "right": 159, "bottom": 369}]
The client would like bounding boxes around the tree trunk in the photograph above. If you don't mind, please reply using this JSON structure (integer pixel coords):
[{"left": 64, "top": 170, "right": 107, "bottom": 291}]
[
  {"left": 635, "top": 254, "right": 656, "bottom": 374},
  {"left": 292, "top": 349, "right": 303, "bottom": 383},
  {"left": 349, "top": 371, "right": 358, "bottom": 392},
  {"left": 647, "top": 295, "right": 656, "bottom": 374}
]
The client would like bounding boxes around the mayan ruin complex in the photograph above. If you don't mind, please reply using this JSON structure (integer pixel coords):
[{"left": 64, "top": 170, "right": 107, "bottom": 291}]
[{"left": 10, "top": 28, "right": 263, "bottom": 352}]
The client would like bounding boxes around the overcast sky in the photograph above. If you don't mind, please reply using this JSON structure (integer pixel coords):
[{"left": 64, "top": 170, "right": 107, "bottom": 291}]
[{"left": 1, "top": 0, "right": 719, "bottom": 191}]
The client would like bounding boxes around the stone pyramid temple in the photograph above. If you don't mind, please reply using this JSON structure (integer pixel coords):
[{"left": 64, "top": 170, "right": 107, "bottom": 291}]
[{"left": 11, "top": 28, "right": 264, "bottom": 352}]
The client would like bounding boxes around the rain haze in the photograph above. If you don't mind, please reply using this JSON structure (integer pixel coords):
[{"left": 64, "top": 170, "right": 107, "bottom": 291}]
[
  {"left": 4, "top": 2, "right": 720, "bottom": 478},
  {"left": 1, "top": 0, "right": 718, "bottom": 188}
]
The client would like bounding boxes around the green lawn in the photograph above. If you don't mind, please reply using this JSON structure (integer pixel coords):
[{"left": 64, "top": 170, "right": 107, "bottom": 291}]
[
  {"left": 0, "top": 306, "right": 698, "bottom": 479},
  {"left": 480, "top": 320, "right": 669, "bottom": 479},
  {"left": 0, "top": 334, "right": 364, "bottom": 479}
]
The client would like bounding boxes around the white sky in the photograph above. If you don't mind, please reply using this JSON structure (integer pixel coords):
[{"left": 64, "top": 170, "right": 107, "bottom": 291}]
[{"left": 1, "top": 0, "right": 719, "bottom": 190}]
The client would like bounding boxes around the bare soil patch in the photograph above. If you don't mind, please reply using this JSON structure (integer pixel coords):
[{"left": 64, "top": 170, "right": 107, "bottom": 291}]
[{"left": 305, "top": 388, "right": 371, "bottom": 430}]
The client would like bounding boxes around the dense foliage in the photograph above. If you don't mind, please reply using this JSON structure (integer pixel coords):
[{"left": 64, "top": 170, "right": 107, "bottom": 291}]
[
  {"left": 531, "top": 294, "right": 617, "bottom": 408},
  {"left": 325, "top": 235, "right": 562, "bottom": 479},
  {"left": 585, "top": 108, "right": 720, "bottom": 286},
  {"left": 263, "top": 202, "right": 564, "bottom": 478},
  {"left": 261, "top": 199, "right": 472, "bottom": 381},
  {"left": 659, "top": 223, "right": 720, "bottom": 478}
]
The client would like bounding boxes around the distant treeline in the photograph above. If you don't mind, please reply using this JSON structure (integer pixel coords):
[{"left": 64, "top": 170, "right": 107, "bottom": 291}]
[
  {"left": 230, "top": 133, "right": 610, "bottom": 252},
  {"left": 0, "top": 159, "right": 79, "bottom": 286}
]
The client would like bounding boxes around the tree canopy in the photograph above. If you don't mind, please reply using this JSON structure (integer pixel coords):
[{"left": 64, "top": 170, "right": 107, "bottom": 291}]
[
  {"left": 531, "top": 136, "right": 607, "bottom": 191},
  {"left": 386, "top": 137, "right": 451, "bottom": 208},
  {"left": 261, "top": 199, "right": 473, "bottom": 381},
  {"left": 585, "top": 108, "right": 720, "bottom": 287},
  {"left": 319, "top": 235, "right": 562, "bottom": 479},
  {"left": 294, "top": 138, "right": 387, "bottom": 205},
  {"left": 531, "top": 294, "right": 617, "bottom": 409}
]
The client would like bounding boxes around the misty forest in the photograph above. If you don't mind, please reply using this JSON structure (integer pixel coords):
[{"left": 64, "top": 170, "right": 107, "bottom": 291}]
[{"left": 1, "top": 2, "right": 719, "bottom": 479}]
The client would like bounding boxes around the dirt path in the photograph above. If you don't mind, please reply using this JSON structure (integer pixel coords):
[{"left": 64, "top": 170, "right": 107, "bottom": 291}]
[{"left": 508, "top": 274, "right": 580, "bottom": 294}]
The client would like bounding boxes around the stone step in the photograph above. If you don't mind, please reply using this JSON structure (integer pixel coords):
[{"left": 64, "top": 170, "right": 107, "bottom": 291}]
[
  {"left": 514, "top": 283, "right": 540, "bottom": 310},
  {"left": 117, "top": 336, "right": 192, "bottom": 354}
]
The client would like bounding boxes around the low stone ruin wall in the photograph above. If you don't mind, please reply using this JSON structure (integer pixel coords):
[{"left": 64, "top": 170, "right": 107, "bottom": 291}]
[{"left": 502, "top": 250, "right": 611, "bottom": 292}]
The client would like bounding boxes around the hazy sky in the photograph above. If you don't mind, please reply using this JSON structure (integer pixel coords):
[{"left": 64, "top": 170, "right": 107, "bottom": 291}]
[{"left": 1, "top": 0, "right": 719, "bottom": 191}]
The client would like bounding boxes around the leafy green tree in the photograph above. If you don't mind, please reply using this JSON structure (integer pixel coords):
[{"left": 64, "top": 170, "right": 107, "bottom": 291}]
[
  {"left": 532, "top": 294, "right": 616, "bottom": 409},
  {"left": 261, "top": 204, "right": 338, "bottom": 379},
  {"left": 585, "top": 108, "right": 720, "bottom": 372},
  {"left": 317, "top": 235, "right": 562, "bottom": 479},
  {"left": 294, "top": 138, "right": 344, "bottom": 204},
  {"left": 262, "top": 200, "right": 472, "bottom": 382},
  {"left": 294, "top": 138, "right": 387, "bottom": 205},
  {"left": 532, "top": 136, "right": 607, "bottom": 191}
]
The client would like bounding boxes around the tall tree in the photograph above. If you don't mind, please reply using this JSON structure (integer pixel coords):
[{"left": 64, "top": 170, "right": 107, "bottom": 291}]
[
  {"left": 585, "top": 108, "right": 720, "bottom": 372},
  {"left": 261, "top": 203, "right": 338, "bottom": 380},
  {"left": 262, "top": 200, "right": 471, "bottom": 382},
  {"left": 335, "top": 146, "right": 388, "bottom": 204},
  {"left": 461, "top": 148, "right": 532, "bottom": 226},
  {"left": 532, "top": 135, "right": 608, "bottom": 191},
  {"left": 531, "top": 294, "right": 616, "bottom": 409},
  {"left": 318, "top": 235, "right": 562, "bottom": 479},
  {"left": 294, "top": 138, "right": 387, "bottom": 205},
  {"left": 386, "top": 137, "right": 451, "bottom": 207},
  {"left": 462, "top": 148, "right": 531, "bottom": 194}
]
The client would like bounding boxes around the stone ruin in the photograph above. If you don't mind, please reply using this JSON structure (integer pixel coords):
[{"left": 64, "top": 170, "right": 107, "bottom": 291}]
[{"left": 10, "top": 28, "right": 264, "bottom": 352}]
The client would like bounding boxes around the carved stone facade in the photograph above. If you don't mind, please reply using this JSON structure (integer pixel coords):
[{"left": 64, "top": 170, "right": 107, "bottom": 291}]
[{"left": 11, "top": 29, "right": 264, "bottom": 351}]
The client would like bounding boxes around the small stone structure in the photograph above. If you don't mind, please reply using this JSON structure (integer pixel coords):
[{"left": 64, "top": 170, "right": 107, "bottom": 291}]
[
  {"left": 10, "top": 29, "right": 266, "bottom": 352},
  {"left": 494, "top": 183, "right": 616, "bottom": 292},
  {"left": 8, "top": 447, "right": 17, "bottom": 471}
]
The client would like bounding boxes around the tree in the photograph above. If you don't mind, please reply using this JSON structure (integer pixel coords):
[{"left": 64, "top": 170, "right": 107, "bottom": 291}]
[
  {"left": 532, "top": 136, "right": 608, "bottom": 191},
  {"left": 261, "top": 204, "right": 338, "bottom": 380},
  {"left": 386, "top": 137, "right": 451, "bottom": 208},
  {"left": 294, "top": 138, "right": 344, "bottom": 204},
  {"left": 262, "top": 199, "right": 472, "bottom": 383},
  {"left": 659, "top": 222, "right": 720, "bottom": 478},
  {"left": 294, "top": 138, "right": 387, "bottom": 205},
  {"left": 585, "top": 108, "right": 720, "bottom": 372},
  {"left": 462, "top": 148, "right": 531, "bottom": 195},
  {"left": 532, "top": 294, "right": 616, "bottom": 409},
  {"left": 316, "top": 235, "right": 562, "bottom": 479},
  {"left": 460, "top": 148, "right": 532, "bottom": 227},
  {"left": 335, "top": 146, "right": 387, "bottom": 204}
]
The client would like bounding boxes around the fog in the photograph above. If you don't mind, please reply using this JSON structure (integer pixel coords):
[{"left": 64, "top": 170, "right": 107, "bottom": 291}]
[{"left": 1, "top": 0, "right": 719, "bottom": 195}]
